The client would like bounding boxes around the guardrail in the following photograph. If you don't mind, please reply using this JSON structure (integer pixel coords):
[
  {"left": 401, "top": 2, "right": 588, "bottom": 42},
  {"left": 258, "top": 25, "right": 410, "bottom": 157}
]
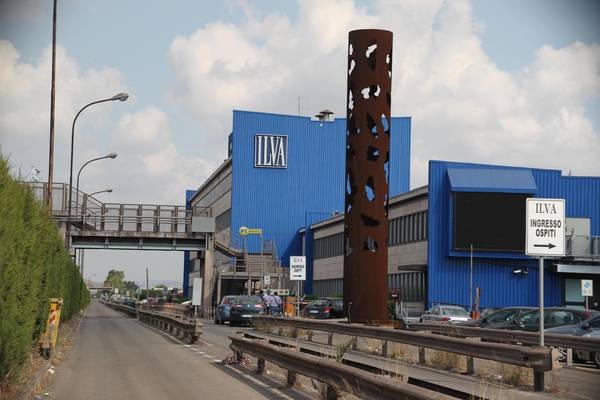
[
  {"left": 251, "top": 316, "right": 552, "bottom": 391},
  {"left": 229, "top": 334, "right": 456, "bottom": 400},
  {"left": 102, "top": 301, "right": 202, "bottom": 343},
  {"left": 407, "top": 322, "right": 600, "bottom": 352}
]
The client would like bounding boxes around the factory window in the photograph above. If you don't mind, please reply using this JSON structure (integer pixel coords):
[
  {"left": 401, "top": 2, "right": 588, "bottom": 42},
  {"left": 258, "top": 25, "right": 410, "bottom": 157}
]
[
  {"left": 215, "top": 209, "right": 231, "bottom": 231},
  {"left": 388, "top": 211, "right": 427, "bottom": 246},
  {"left": 313, "top": 232, "right": 344, "bottom": 259}
]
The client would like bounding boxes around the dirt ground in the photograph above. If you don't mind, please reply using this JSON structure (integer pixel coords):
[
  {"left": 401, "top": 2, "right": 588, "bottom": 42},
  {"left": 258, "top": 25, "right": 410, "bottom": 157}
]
[{"left": 1, "top": 311, "right": 85, "bottom": 400}]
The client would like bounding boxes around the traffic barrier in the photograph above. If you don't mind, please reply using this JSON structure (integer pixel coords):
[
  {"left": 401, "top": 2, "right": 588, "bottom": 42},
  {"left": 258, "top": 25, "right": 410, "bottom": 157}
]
[
  {"left": 101, "top": 301, "right": 202, "bottom": 343},
  {"left": 229, "top": 334, "right": 456, "bottom": 400},
  {"left": 251, "top": 316, "right": 552, "bottom": 392}
]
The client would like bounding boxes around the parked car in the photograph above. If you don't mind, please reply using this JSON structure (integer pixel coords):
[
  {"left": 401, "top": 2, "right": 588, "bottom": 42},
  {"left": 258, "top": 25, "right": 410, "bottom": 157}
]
[
  {"left": 494, "top": 308, "right": 598, "bottom": 331},
  {"left": 301, "top": 298, "right": 346, "bottom": 319},
  {"left": 545, "top": 314, "right": 600, "bottom": 367},
  {"left": 420, "top": 305, "right": 471, "bottom": 324},
  {"left": 229, "top": 296, "right": 266, "bottom": 325},
  {"left": 579, "top": 330, "right": 600, "bottom": 368},
  {"left": 214, "top": 295, "right": 239, "bottom": 325},
  {"left": 458, "top": 307, "right": 534, "bottom": 328}
]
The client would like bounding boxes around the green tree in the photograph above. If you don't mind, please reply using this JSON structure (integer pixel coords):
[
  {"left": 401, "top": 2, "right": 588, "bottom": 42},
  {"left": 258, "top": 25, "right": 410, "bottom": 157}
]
[
  {"left": 123, "top": 280, "right": 139, "bottom": 291},
  {"left": 104, "top": 270, "right": 125, "bottom": 290}
]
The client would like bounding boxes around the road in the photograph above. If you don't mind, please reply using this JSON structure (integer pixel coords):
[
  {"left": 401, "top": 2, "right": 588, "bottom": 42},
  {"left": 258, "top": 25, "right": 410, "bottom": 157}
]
[{"left": 49, "top": 300, "right": 315, "bottom": 400}]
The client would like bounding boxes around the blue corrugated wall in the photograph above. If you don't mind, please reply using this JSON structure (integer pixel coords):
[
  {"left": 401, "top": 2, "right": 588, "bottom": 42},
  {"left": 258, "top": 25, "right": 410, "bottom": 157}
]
[
  {"left": 182, "top": 189, "right": 196, "bottom": 298},
  {"left": 230, "top": 111, "right": 411, "bottom": 291},
  {"left": 428, "top": 160, "right": 600, "bottom": 309}
]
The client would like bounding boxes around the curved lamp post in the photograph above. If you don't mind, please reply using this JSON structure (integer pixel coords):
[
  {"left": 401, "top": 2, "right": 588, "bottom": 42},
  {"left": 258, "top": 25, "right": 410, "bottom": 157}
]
[
  {"left": 66, "top": 93, "right": 128, "bottom": 246},
  {"left": 89, "top": 188, "right": 113, "bottom": 197},
  {"left": 75, "top": 153, "right": 117, "bottom": 214}
]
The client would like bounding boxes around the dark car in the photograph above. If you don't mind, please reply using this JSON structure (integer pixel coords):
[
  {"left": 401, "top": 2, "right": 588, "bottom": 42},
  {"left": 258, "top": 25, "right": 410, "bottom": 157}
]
[
  {"left": 214, "top": 295, "right": 239, "bottom": 325},
  {"left": 301, "top": 298, "right": 346, "bottom": 319},
  {"left": 545, "top": 314, "right": 600, "bottom": 367},
  {"left": 459, "top": 307, "right": 534, "bottom": 328},
  {"left": 229, "top": 296, "right": 266, "bottom": 325},
  {"left": 579, "top": 330, "right": 600, "bottom": 368},
  {"left": 495, "top": 308, "right": 598, "bottom": 332}
]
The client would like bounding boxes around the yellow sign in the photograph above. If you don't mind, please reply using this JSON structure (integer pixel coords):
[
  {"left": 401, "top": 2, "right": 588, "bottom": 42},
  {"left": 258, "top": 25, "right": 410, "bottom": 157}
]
[
  {"left": 239, "top": 226, "right": 262, "bottom": 236},
  {"left": 40, "top": 298, "right": 63, "bottom": 356}
]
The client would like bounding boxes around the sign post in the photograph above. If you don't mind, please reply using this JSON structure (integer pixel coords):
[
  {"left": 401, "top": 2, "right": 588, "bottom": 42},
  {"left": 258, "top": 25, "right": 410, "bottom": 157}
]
[
  {"left": 290, "top": 256, "right": 306, "bottom": 317},
  {"left": 526, "top": 197, "right": 565, "bottom": 346},
  {"left": 581, "top": 279, "right": 593, "bottom": 310},
  {"left": 192, "top": 277, "right": 203, "bottom": 318},
  {"left": 526, "top": 198, "right": 565, "bottom": 391}
]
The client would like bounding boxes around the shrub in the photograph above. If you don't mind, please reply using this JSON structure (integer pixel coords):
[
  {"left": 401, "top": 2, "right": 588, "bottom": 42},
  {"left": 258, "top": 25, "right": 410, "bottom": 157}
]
[{"left": 0, "top": 155, "right": 90, "bottom": 385}]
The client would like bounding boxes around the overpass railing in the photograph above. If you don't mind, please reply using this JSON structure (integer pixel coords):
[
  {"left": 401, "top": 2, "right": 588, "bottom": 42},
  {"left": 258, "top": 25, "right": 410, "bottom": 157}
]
[{"left": 27, "top": 182, "right": 212, "bottom": 235}]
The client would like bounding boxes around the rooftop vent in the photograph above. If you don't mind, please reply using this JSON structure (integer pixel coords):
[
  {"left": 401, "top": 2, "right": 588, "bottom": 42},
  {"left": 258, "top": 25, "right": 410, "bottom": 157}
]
[{"left": 315, "top": 109, "right": 334, "bottom": 122}]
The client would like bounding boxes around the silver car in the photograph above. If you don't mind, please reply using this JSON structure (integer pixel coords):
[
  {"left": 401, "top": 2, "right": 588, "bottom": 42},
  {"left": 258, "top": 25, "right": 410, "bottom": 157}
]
[{"left": 421, "top": 305, "right": 471, "bottom": 324}]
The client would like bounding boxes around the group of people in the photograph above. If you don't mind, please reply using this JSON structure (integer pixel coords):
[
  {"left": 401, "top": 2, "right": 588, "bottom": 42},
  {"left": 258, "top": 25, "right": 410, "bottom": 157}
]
[{"left": 259, "top": 290, "right": 283, "bottom": 315}]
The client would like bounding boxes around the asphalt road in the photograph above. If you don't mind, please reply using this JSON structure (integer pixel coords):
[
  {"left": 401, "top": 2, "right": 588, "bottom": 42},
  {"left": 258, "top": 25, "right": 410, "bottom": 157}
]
[{"left": 49, "top": 301, "right": 315, "bottom": 400}]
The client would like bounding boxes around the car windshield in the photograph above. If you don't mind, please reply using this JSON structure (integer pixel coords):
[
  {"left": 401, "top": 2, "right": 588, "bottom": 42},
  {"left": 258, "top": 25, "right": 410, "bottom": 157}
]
[
  {"left": 308, "top": 299, "right": 330, "bottom": 307},
  {"left": 234, "top": 296, "right": 262, "bottom": 305},
  {"left": 487, "top": 309, "right": 519, "bottom": 323},
  {"left": 442, "top": 307, "right": 469, "bottom": 316}
]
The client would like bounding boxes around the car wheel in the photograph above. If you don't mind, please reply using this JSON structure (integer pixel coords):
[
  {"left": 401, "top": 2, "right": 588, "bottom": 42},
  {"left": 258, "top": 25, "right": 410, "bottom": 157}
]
[
  {"left": 220, "top": 317, "right": 225, "bottom": 325},
  {"left": 592, "top": 352, "right": 600, "bottom": 369},
  {"left": 214, "top": 314, "right": 219, "bottom": 324}
]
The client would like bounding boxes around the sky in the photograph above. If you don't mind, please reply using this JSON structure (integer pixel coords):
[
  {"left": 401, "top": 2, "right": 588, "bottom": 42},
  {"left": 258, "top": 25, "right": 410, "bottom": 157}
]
[{"left": 1, "top": 0, "right": 599, "bottom": 285}]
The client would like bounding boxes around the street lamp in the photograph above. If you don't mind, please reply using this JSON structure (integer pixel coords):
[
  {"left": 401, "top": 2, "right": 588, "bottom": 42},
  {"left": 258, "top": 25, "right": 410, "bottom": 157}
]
[
  {"left": 75, "top": 153, "right": 117, "bottom": 214},
  {"left": 66, "top": 93, "right": 128, "bottom": 246},
  {"left": 89, "top": 188, "right": 113, "bottom": 197}
]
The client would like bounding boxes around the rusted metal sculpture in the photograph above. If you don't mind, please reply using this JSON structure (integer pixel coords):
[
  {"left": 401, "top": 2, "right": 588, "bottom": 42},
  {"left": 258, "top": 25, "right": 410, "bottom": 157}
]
[{"left": 343, "top": 29, "right": 393, "bottom": 322}]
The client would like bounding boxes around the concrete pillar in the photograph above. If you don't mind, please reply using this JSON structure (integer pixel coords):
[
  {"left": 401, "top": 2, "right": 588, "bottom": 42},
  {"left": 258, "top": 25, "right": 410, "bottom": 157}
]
[{"left": 203, "top": 235, "right": 215, "bottom": 309}]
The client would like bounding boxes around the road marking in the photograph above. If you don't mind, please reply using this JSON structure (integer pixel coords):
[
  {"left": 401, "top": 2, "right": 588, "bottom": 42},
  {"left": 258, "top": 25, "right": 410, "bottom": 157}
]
[
  {"left": 197, "top": 339, "right": 215, "bottom": 347},
  {"left": 213, "top": 359, "right": 222, "bottom": 363},
  {"left": 223, "top": 365, "right": 295, "bottom": 400}
]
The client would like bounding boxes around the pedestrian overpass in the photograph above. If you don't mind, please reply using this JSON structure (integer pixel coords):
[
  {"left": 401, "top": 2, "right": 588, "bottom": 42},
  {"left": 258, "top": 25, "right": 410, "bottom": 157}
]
[{"left": 31, "top": 182, "right": 215, "bottom": 251}]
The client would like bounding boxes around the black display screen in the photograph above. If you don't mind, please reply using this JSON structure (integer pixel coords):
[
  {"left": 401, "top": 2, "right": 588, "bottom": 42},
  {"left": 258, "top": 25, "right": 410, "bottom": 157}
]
[{"left": 453, "top": 192, "right": 527, "bottom": 252}]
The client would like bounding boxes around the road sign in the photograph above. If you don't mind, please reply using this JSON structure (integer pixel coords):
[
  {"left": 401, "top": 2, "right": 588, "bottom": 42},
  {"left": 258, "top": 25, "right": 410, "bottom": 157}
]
[
  {"left": 581, "top": 279, "right": 593, "bottom": 297},
  {"left": 290, "top": 256, "right": 306, "bottom": 281},
  {"left": 526, "top": 198, "right": 565, "bottom": 256},
  {"left": 239, "top": 226, "right": 262, "bottom": 236},
  {"left": 192, "top": 277, "right": 203, "bottom": 306},
  {"left": 264, "top": 275, "right": 270, "bottom": 285}
]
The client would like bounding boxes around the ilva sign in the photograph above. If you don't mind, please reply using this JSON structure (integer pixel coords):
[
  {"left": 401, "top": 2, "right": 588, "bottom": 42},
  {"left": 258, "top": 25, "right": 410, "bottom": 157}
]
[{"left": 526, "top": 198, "right": 565, "bottom": 257}]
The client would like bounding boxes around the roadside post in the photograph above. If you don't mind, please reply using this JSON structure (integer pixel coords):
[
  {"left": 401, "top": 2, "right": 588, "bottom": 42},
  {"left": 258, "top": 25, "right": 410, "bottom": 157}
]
[
  {"left": 290, "top": 256, "right": 306, "bottom": 317},
  {"left": 526, "top": 198, "right": 565, "bottom": 391}
]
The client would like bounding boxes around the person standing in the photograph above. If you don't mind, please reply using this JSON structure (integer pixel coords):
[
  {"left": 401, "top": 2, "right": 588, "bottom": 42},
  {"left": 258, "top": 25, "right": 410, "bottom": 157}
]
[{"left": 273, "top": 291, "right": 282, "bottom": 316}]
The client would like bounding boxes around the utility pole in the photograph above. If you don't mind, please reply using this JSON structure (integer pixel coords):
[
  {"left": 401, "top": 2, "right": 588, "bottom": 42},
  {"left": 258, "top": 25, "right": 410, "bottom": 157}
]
[
  {"left": 47, "top": 0, "right": 57, "bottom": 209},
  {"left": 146, "top": 267, "right": 149, "bottom": 302}
]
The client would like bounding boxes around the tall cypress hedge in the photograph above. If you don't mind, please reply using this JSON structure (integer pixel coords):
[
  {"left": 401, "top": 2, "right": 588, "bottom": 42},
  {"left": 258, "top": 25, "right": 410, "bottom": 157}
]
[{"left": 0, "top": 155, "right": 90, "bottom": 384}]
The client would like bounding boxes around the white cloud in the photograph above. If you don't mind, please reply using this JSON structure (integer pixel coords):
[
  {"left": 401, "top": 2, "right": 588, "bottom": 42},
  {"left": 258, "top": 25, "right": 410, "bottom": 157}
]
[
  {"left": 0, "top": 41, "right": 214, "bottom": 205},
  {"left": 169, "top": 0, "right": 600, "bottom": 186}
]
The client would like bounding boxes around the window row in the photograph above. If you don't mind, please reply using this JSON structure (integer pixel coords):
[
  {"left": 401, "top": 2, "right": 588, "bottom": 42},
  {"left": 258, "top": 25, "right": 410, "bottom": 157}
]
[
  {"left": 313, "top": 211, "right": 428, "bottom": 260},
  {"left": 388, "top": 211, "right": 427, "bottom": 246},
  {"left": 312, "top": 272, "right": 426, "bottom": 302}
]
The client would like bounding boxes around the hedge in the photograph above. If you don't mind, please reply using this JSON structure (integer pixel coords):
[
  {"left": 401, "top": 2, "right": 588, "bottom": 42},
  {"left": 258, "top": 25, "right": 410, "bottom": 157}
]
[{"left": 0, "top": 155, "right": 90, "bottom": 384}]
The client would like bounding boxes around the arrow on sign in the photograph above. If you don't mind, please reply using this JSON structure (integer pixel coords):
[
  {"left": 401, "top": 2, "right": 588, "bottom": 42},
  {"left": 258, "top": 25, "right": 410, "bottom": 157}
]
[{"left": 534, "top": 243, "right": 556, "bottom": 249}]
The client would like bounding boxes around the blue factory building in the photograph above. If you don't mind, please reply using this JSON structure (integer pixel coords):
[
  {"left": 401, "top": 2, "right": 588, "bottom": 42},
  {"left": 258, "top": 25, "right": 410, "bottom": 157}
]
[
  {"left": 185, "top": 110, "right": 411, "bottom": 303},
  {"left": 427, "top": 160, "right": 600, "bottom": 310}
]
